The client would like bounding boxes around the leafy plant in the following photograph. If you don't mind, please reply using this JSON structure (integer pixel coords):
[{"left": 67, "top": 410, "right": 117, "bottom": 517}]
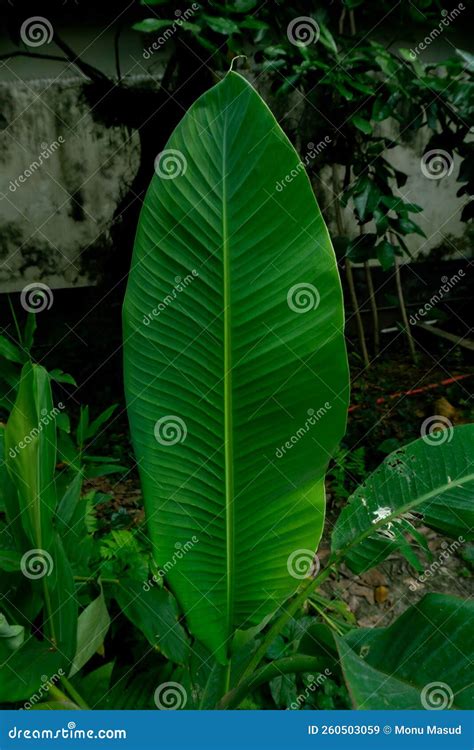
[{"left": 121, "top": 72, "right": 474, "bottom": 710}]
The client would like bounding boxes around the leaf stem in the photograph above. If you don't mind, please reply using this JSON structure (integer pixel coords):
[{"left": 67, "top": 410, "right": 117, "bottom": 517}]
[
  {"left": 60, "top": 677, "right": 90, "bottom": 710},
  {"left": 237, "top": 562, "right": 337, "bottom": 684},
  {"left": 218, "top": 655, "right": 324, "bottom": 709}
]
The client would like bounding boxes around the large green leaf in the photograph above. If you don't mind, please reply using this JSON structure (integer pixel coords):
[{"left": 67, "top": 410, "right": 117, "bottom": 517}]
[
  {"left": 337, "top": 594, "right": 473, "bottom": 709},
  {"left": 123, "top": 71, "right": 348, "bottom": 662},
  {"left": 332, "top": 424, "right": 474, "bottom": 573}
]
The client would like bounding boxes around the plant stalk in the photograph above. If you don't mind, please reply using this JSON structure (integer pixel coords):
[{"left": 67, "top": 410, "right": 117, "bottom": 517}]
[
  {"left": 332, "top": 165, "right": 369, "bottom": 368},
  {"left": 394, "top": 256, "right": 417, "bottom": 363},
  {"left": 218, "top": 655, "right": 324, "bottom": 710}
]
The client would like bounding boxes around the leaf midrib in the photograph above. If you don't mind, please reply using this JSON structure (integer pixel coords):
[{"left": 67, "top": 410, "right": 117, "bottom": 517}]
[
  {"left": 222, "top": 109, "right": 235, "bottom": 654},
  {"left": 341, "top": 468, "right": 474, "bottom": 556}
]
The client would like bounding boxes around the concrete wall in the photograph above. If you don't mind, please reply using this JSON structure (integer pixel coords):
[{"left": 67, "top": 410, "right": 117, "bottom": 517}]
[{"left": 0, "top": 21, "right": 470, "bottom": 292}]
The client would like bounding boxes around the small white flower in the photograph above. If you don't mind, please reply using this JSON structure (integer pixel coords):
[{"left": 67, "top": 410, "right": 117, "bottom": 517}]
[{"left": 372, "top": 506, "right": 392, "bottom": 524}]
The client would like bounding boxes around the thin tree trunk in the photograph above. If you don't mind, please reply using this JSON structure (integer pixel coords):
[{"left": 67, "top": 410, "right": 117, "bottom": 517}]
[
  {"left": 394, "top": 256, "right": 417, "bottom": 363},
  {"left": 364, "top": 261, "right": 380, "bottom": 355},
  {"left": 332, "top": 165, "right": 370, "bottom": 368}
]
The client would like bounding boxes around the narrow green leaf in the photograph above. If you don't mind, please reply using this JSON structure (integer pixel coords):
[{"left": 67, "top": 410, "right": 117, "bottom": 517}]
[
  {"left": 69, "top": 590, "right": 110, "bottom": 677},
  {"left": 115, "top": 580, "right": 189, "bottom": 665}
]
